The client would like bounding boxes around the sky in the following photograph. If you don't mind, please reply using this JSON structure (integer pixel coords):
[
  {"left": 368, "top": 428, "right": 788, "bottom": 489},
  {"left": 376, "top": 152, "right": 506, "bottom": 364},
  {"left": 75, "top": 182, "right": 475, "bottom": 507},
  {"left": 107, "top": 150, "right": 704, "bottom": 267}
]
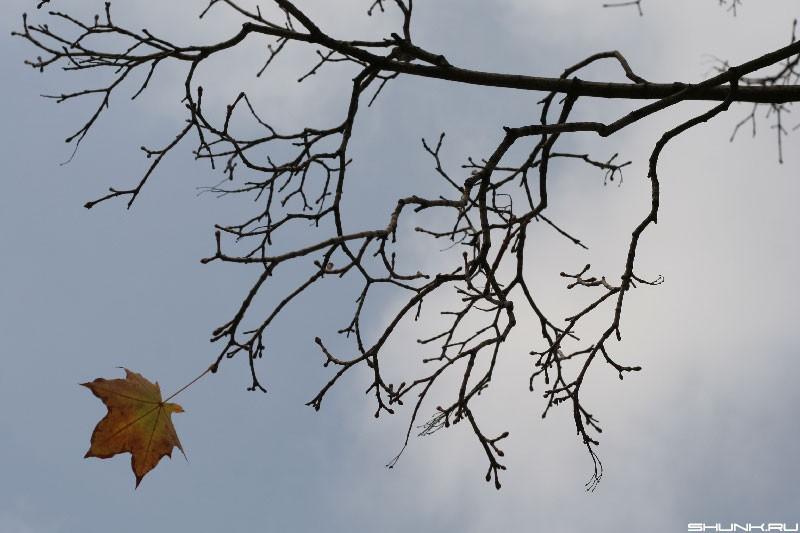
[{"left": 1, "top": 1, "right": 799, "bottom": 532}]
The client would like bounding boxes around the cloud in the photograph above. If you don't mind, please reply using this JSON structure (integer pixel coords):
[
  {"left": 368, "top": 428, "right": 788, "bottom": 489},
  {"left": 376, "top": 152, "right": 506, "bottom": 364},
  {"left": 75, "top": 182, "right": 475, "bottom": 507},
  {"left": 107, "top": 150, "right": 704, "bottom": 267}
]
[
  {"left": 3, "top": 1, "right": 799, "bottom": 532},
  {"left": 332, "top": 1, "right": 800, "bottom": 529}
]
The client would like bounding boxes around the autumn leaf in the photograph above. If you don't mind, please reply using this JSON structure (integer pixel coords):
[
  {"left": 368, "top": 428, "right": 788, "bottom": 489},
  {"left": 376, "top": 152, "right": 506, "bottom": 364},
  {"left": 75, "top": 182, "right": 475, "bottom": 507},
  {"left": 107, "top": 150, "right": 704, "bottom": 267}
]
[{"left": 82, "top": 368, "right": 185, "bottom": 487}]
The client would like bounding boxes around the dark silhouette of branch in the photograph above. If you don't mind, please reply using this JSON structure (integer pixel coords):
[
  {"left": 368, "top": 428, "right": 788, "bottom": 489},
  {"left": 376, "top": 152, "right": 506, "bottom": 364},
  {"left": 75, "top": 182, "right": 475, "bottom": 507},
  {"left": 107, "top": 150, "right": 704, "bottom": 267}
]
[
  {"left": 13, "top": 0, "right": 798, "bottom": 490},
  {"left": 603, "top": 0, "right": 742, "bottom": 16}
]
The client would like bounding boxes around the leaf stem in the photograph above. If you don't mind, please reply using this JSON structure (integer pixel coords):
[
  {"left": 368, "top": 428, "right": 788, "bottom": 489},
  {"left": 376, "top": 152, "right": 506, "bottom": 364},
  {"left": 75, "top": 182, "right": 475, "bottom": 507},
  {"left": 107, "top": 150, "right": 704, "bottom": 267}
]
[{"left": 164, "top": 364, "right": 214, "bottom": 403}]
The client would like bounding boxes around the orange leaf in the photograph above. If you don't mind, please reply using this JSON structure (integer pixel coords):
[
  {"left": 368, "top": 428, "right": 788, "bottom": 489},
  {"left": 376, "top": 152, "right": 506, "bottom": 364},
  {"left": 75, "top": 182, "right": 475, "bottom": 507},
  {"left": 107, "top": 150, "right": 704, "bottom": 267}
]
[{"left": 82, "top": 368, "right": 185, "bottom": 487}]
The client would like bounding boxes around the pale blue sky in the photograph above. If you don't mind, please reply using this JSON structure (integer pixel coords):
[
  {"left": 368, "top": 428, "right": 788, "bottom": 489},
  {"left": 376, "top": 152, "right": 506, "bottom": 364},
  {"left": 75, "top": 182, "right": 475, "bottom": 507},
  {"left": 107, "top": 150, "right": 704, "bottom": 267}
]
[{"left": 2, "top": 1, "right": 799, "bottom": 532}]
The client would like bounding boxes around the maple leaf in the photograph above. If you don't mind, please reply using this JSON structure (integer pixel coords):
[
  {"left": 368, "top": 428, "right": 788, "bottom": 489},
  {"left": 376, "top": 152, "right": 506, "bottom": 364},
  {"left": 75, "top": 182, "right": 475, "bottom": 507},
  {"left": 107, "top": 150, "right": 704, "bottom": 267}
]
[{"left": 82, "top": 368, "right": 185, "bottom": 487}]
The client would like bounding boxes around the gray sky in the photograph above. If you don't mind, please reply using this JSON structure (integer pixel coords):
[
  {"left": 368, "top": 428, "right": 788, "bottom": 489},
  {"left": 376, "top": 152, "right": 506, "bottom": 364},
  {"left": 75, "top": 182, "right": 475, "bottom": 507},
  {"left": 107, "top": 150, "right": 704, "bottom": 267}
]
[{"left": 2, "top": 1, "right": 799, "bottom": 532}]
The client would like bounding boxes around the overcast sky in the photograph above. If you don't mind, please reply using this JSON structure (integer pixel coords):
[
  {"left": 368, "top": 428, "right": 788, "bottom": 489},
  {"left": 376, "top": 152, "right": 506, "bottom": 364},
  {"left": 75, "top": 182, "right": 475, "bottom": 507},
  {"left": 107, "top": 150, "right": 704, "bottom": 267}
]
[{"left": 2, "top": 1, "right": 799, "bottom": 532}]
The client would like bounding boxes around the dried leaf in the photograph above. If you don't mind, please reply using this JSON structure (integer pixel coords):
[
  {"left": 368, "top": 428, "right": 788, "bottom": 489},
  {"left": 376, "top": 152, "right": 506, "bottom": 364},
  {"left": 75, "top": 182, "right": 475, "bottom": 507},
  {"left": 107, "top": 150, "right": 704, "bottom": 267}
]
[{"left": 82, "top": 368, "right": 185, "bottom": 487}]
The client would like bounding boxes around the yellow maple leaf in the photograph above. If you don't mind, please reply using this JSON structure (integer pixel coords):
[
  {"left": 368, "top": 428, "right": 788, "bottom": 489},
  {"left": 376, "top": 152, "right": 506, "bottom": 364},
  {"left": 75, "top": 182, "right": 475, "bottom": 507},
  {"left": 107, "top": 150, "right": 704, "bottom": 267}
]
[{"left": 82, "top": 368, "right": 185, "bottom": 487}]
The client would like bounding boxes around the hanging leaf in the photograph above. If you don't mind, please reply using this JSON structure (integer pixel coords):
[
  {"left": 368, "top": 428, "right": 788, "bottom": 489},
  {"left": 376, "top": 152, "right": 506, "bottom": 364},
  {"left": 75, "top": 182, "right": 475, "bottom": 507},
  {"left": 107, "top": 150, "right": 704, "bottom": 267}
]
[{"left": 82, "top": 368, "right": 185, "bottom": 487}]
